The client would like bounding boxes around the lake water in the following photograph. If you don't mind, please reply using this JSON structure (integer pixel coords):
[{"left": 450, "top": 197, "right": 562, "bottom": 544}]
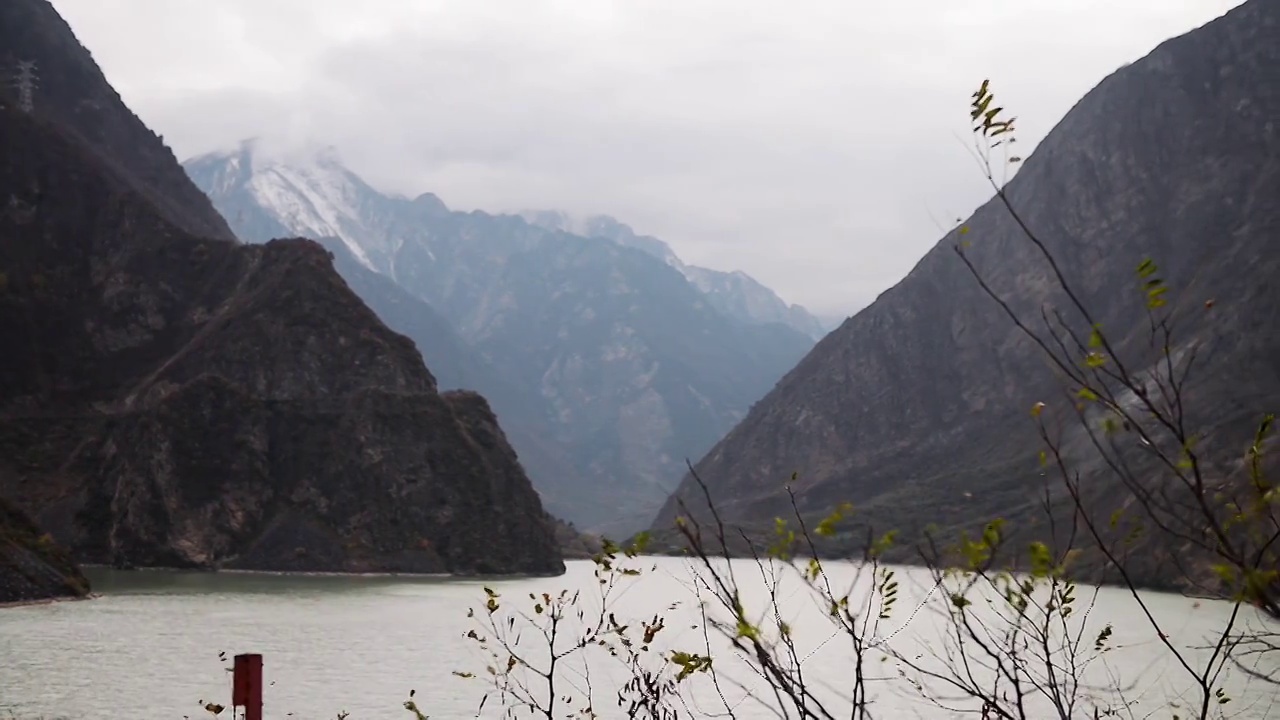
[{"left": 1, "top": 558, "right": 1276, "bottom": 719}]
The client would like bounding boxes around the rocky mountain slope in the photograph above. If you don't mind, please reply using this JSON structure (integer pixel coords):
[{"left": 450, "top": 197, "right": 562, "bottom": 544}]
[
  {"left": 311, "top": 235, "right": 595, "bottom": 525},
  {"left": 185, "top": 147, "right": 816, "bottom": 535},
  {"left": 1, "top": 0, "right": 234, "bottom": 242},
  {"left": 523, "top": 211, "right": 831, "bottom": 341},
  {"left": 0, "top": 0, "right": 563, "bottom": 577},
  {"left": 651, "top": 0, "right": 1280, "bottom": 586},
  {"left": 1, "top": 497, "right": 90, "bottom": 605}
]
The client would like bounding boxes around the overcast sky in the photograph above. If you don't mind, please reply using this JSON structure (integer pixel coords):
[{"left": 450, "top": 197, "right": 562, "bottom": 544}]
[{"left": 52, "top": 0, "right": 1242, "bottom": 317}]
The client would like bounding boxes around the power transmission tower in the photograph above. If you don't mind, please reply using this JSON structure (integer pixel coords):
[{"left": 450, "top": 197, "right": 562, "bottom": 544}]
[{"left": 13, "top": 60, "right": 38, "bottom": 113}]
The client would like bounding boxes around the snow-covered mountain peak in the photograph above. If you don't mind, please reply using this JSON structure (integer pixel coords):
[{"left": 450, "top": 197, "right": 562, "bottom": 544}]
[
  {"left": 185, "top": 143, "right": 831, "bottom": 342},
  {"left": 184, "top": 141, "right": 408, "bottom": 271},
  {"left": 249, "top": 163, "right": 376, "bottom": 266}
]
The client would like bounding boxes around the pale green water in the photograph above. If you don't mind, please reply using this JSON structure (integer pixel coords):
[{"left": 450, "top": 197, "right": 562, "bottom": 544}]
[{"left": 1, "top": 559, "right": 1276, "bottom": 719}]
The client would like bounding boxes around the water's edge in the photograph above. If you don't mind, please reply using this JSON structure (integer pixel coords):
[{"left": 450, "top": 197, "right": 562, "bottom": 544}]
[
  {"left": 1, "top": 563, "right": 568, "bottom": 610},
  {"left": 0, "top": 593, "right": 99, "bottom": 610},
  {"left": 84, "top": 563, "right": 566, "bottom": 581}
]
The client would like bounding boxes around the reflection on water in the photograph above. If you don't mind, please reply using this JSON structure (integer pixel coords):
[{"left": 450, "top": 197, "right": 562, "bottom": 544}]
[{"left": 1, "top": 559, "right": 1275, "bottom": 719}]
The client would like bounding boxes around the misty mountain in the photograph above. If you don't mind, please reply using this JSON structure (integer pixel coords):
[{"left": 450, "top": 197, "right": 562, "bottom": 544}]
[
  {"left": 1, "top": 0, "right": 563, "bottom": 578},
  {"left": 184, "top": 146, "right": 816, "bottom": 535},
  {"left": 522, "top": 211, "right": 831, "bottom": 341},
  {"left": 650, "top": 0, "right": 1280, "bottom": 589}
]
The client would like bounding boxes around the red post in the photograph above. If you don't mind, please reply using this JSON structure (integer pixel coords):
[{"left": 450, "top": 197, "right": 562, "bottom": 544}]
[{"left": 232, "top": 654, "right": 263, "bottom": 720}]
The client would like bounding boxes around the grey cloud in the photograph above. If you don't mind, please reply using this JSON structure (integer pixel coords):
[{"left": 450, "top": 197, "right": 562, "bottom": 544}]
[{"left": 53, "top": 0, "right": 1244, "bottom": 315}]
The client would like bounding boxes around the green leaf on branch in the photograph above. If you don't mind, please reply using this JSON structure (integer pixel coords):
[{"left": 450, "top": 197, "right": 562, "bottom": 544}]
[
  {"left": 1028, "top": 541, "right": 1054, "bottom": 577},
  {"left": 669, "top": 651, "right": 713, "bottom": 680},
  {"left": 1094, "top": 624, "right": 1113, "bottom": 649}
]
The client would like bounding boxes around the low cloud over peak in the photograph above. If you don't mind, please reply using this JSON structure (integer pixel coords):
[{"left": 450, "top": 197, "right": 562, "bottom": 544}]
[{"left": 51, "top": 0, "right": 1243, "bottom": 316}]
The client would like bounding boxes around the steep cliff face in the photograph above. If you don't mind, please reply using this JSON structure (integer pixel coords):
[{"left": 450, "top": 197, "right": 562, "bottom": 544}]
[
  {"left": 0, "top": 0, "right": 234, "bottom": 242},
  {"left": 0, "top": 5, "right": 563, "bottom": 576},
  {"left": 651, "top": 0, "right": 1280, "bottom": 578},
  {"left": 185, "top": 147, "right": 814, "bottom": 536}
]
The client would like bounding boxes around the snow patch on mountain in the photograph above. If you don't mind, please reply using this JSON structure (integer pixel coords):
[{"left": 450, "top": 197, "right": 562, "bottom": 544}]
[
  {"left": 186, "top": 141, "right": 405, "bottom": 272},
  {"left": 185, "top": 142, "right": 829, "bottom": 341},
  {"left": 246, "top": 162, "right": 374, "bottom": 267}
]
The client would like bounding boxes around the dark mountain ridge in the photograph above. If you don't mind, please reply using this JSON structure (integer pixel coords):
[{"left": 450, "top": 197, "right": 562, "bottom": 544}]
[
  {"left": 650, "top": 0, "right": 1280, "bottom": 588},
  {"left": 0, "top": 0, "right": 234, "bottom": 242},
  {"left": 0, "top": 0, "right": 563, "bottom": 581}
]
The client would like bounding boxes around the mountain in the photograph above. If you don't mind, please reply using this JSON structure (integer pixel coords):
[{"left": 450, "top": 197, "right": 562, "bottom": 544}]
[
  {"left": 523, "top": 211, "right": 830, "bottom": 341},
  {"left": 0, "top": 0, "right": 234, "bottom": 242},
  {"left": 313, "top": 235, "right": 504, "bottom": 395},
  {"left": 519, "top": 211, "right": 687, "bottom": 268},
  {"left": 0, "top": 0, "right": 563, "bottom": 577},
  {"left": 185, "top": 148, "right": 816, "bottom": 535},
  {"left": 308, "top": 234, "right": 598, "bottom": 529},
  {"left": 649, "top": 0, "right": 1280, "bottom": 587},
  {"left": 1, "top": 497, "right": 90, "bottom": 605}
]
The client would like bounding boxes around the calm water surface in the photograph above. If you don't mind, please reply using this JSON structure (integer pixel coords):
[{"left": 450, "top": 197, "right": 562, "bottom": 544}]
[{"left": 2, "top": 559, "right": 1276, "bottom": 719}]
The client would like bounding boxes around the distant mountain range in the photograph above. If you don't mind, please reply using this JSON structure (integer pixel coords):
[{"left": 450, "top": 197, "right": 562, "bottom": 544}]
[
  {"left": 184, "top": 145, "right": 818, "bottom": 535},
  {"left": 519, "top": 211, "right": 833, "bottom": 341}
]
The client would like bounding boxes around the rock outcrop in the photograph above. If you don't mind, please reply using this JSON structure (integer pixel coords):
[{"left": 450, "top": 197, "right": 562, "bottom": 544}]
[
  {"left": 0, "top": 497, "right": 90, "bottom": 605},
  {"left": 0, "top": 0, "right": 563, "bottom": 578},
  {"left": 651, "top": 0, "right": 1280, "bottom": 587}
]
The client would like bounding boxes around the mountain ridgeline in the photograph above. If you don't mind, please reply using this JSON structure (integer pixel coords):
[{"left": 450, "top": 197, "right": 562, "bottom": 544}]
[
  {"left": 519, "top": 211, "right": 832, "bottom": 341},
  {"left": 651, "top": 0, "right": 1280, "bottom": 588},
  {"left": 184, "top": 149, "right": 818, "bottom": 535},
  {"left": 0, "top": 0, "right": 564, "bottom": 594},
  {"left": 0, "top": 0, "right": 234, "bottom": 243}
]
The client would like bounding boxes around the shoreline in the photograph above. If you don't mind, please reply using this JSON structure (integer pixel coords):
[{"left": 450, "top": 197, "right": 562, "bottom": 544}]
[
  {"left": 3, "top": 562, "right": 570, "bottom": 609},
  {"left": 0, "top": 592, "right": 99, "bottom": 610},
  {"left": 5, "top": 556, "right": 1223, "bottom": 609},
  {"left": 88, "top": 565, "right": 451, "bottom": 579},
  {"left": 79, "top": 562, "right": 566, "bottom": 581}
]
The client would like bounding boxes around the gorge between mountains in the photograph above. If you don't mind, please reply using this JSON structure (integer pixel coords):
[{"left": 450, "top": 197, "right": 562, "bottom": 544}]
[{"left": 2, "top": 0, "right": 1278, "bottom": 619}]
